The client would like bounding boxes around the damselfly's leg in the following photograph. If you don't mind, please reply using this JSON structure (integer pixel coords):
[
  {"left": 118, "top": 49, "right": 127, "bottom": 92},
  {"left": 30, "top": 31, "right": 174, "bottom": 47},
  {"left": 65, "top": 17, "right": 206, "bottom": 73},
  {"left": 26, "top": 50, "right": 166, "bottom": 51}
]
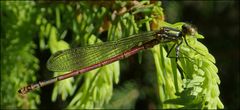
[
  {"left": 166, "top": 43, "right": 177, "bottom": 58},
  {"left": 166, "top": 40, "right": 197, "bottom": 66},
  {"left": 175, "top": 40, "right": 183, "bottom": 62},
  {"left": 175, "top": 40, "right": 187, "bottom": 79},
  {"left": 176, "top": 63, "right": 185, "bottom": 79},
  {"left": 165, "top": 41, "right": 186, "bottom": 79},
  {"left": 166, "top": 40, "right": 184, "bottom": 62},
  {"left": 184, "top": 37, "right": 205, "bottom": 56}
]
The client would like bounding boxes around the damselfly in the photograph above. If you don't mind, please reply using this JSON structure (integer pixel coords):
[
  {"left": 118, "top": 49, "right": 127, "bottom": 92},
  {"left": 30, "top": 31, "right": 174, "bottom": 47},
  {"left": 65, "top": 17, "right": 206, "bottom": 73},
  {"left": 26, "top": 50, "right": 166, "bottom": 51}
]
[{"left": 18, "top": 24, "right": 197, "bottom": 94}]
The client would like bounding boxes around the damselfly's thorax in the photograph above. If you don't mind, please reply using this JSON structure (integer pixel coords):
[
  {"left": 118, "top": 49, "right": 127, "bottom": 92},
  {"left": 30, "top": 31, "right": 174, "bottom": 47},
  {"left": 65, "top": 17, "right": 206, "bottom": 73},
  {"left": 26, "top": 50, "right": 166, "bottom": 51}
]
[
  {"left": 155, "top": 26, "right": 182, "bottom": 43},
  {"left": 155, "top": 24, "right": 197, "bottom": 43}
]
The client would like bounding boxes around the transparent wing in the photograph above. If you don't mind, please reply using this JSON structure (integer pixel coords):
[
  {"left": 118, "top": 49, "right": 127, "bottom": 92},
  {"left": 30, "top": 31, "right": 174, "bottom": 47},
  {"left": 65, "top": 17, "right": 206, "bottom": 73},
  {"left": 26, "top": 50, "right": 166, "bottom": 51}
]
[{"left": 47, "top": 31, "right": 157, "bottom": 72}]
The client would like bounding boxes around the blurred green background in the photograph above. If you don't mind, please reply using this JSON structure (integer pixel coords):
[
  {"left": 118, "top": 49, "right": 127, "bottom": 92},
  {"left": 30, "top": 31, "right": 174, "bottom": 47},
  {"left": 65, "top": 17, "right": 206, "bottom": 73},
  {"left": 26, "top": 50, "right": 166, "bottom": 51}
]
[{"left": 1, "top": 1, "right": 239, "bottom": 109}]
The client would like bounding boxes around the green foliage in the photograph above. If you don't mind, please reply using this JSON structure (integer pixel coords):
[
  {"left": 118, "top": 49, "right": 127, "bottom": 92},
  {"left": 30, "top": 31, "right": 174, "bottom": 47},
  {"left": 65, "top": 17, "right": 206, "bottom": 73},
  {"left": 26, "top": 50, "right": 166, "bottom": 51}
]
[
  {"left": 104, "top": 81, "right": 139, "bottom": 109},
  {"left": 1, "top": 1, "right": 40, "bottom": 108},
  {"left": 1, "top": 1, "right": 223, "bottom": 109}
]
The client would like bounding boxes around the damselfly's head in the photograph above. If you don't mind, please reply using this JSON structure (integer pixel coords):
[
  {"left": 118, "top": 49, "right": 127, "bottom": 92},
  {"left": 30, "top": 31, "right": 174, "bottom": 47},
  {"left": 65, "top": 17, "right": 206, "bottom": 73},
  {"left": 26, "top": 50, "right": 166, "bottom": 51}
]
[{"left": 181, "top": 24, "right": 197, "bottom": 37}]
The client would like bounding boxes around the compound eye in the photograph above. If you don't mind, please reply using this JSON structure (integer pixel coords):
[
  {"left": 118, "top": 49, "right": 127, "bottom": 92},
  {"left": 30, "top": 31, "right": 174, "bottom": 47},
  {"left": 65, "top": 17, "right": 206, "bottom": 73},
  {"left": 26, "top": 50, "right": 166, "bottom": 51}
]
[
  {"left": 182, "top": 24, "right": 197, "bottom": 36},
  {"left": 182, "top": 24, "right": 188, "bottom": 30},
  {"left": 188, "top": 27, "right": 197, "bottom": 36}
]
